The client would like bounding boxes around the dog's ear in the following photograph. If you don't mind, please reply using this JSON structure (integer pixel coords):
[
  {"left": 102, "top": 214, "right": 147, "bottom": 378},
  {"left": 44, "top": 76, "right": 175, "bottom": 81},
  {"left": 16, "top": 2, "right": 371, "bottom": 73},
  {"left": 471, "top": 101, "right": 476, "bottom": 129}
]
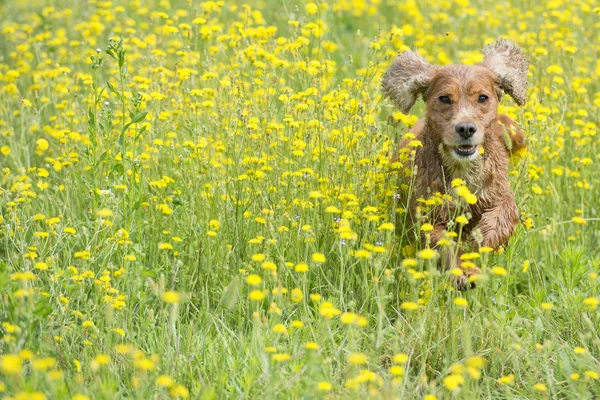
[
  {"left": 480, "top": 39, "right": 529, "bottom": 106},
  {"left": 381, "top": 50, "right": 435, "bottom": 114}
]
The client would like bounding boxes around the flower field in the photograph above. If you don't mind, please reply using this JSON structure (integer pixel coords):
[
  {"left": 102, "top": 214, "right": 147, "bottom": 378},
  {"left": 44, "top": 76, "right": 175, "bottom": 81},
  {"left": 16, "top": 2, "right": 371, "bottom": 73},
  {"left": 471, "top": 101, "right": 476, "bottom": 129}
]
[{"left": 0, "top": 0, "right": 599, "bottom": 398}]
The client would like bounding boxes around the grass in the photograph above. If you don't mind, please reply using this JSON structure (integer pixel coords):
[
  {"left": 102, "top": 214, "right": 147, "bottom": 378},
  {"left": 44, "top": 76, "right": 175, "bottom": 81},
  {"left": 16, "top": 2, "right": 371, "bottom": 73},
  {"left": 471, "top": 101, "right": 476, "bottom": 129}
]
[{"left": 0, "top": 0, "right": 599, "bottom": 398}]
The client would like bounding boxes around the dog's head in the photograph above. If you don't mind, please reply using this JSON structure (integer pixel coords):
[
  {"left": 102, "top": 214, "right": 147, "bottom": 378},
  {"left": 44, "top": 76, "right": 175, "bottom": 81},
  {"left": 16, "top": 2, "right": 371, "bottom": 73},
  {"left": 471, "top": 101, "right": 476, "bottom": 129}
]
[{"left": 382, "top": 39, "right": 529, "bottom": 162}]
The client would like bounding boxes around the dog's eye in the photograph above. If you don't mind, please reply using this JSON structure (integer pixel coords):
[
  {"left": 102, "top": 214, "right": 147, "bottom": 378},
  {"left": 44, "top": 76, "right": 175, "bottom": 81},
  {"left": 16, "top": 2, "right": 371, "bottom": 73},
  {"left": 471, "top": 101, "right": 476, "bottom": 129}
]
[
  {"left": 478, "top": 95, "right": 489, "bottom": 103},
  {"left": 439, "top": 96, "right": 451, "bottom": 104}
]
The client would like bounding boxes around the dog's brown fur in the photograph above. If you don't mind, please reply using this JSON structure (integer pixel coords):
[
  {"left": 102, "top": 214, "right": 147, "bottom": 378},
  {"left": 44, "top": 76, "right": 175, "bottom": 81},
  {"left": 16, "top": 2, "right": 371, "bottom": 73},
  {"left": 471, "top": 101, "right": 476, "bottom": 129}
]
[{"left": 382, "top": 40, "right": 529, "bottom": 289}]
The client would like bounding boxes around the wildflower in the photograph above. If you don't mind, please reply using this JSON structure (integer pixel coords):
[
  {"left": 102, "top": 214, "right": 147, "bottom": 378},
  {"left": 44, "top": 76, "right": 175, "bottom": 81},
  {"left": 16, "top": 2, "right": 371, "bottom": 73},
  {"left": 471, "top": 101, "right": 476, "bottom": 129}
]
[
  {"left": 583, "top": 297, "right": 599, "bottom": 310},
  {"left": 319, "top": 302, "right": 341, "bottom": 318},
  {"left": 294, "top": 262, "right": 308, "bottom": 272},
  {"left": 443, "top": 374, "right": 465, "bottom": 391},
  {"left": 312, "top": 253, "right": 326, "bottom": 263},
  {"left": 584, "top": 371, "right": 599, "bottom": 380},
  {"left": 305, "top": 342, "right": 320, "bottom": 350},
  {"left": 246, "top": 274, "right": 261, "bottom": 286},
  {"left": 317, "top": 382, "right": 332, "bottom": 391},
  {"left": 347, "top": 352, "right": 368, "bottom": 365},
  {"left": 291, "top": 288, "right": 303, "bottom": 302},
  {"left": 272, "top": 353, "right": 291, "bottom": 362},
  {"left": 400, "top": 302, "right": 419, "bottom": 311},
  {"left": 417, "top": 248, "right": 437, "bottom": 260},
  {"left": 533, "top": 383, "right": 547, "bottom": 392},
  {"left": 249, "top": 290, "right": 265, "bottom": 301},
  {"left": 378, "top": 222, "right": 394, "bottom": 231},
  {"left": 540, "top": 303, "right": 553, "bottom": 311},
  {"left": 497, "top": 374, "right": 514, "bottom": 385},
  {"left": 0, "top": 354, "right": 22, "bottom": 375},
  {"left": 490, "top": 266, "right": 507, "bottom": 276},
  {"left": 162, "top": 291, "right": 181, "bottom": 303},
  {"left": 454, "top": 298, "right": 468, "bottom": 307},
  {"left": 306, "top": 2, "right": 318, "bottom": 14},
  {"left": 273, "top": 324, "right": 287, "bottom": 334},
  {"left": 156, "top": 375, "right": 175, "bottom": 387}
]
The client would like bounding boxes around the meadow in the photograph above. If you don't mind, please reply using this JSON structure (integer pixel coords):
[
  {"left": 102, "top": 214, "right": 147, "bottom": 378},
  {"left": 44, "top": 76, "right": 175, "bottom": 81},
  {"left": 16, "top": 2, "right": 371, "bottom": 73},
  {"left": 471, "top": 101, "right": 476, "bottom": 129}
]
[{"left": 0, "top": 0, "right": 599, "bottom": 398}]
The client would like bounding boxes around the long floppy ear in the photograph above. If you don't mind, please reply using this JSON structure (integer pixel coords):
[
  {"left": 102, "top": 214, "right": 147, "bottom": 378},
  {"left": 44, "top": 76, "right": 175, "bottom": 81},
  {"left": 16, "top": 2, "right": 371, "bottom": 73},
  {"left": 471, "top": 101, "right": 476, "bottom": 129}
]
[
  {"left": 381, "top": 50, "right": 435, "bottom": 114},
  {"left": 480, "top": 39, "right": 529, "bottom": 106}
]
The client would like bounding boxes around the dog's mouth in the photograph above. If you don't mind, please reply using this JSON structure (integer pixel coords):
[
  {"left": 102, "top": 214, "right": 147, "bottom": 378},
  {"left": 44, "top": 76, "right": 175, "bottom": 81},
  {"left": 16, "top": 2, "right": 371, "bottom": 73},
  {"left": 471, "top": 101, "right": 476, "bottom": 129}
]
[{"left": 454, "top": 145, "right": 478, "bottom": 158}]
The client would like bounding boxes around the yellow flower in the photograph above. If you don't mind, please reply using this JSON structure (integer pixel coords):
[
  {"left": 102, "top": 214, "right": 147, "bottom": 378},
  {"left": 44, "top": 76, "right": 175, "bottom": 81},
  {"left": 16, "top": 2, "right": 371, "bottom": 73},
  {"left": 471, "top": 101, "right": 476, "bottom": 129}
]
[
  {"left": 583, "top": 297, "right": 599, "bottom": 310},
  {"left": 490, "top": 266, "right": 507, "bottom": 276},
  {"left": 96, "top": 208, "right": 114, "bottom": 218},
  {"left": 0, "top": 354, "right": 22, "bottom": 375},
  {"left": 294, "top": 262, "right": 308, "bottom": 272},
  {"left": 533, "top": 383, "right": 547, "bottom": 392},
  {"left": 400, "top": 302, "right": 419, "bottom": 311},
  {"left": 291, "top": 288, "right": 303, "bottom": 302},
  {"left": 540, "top": 303, "right": 553, "bottom": 311},
  {"left": 574, "top": 347, "right": 586, "bottom": 354},
  {"left": 443, "top": 374, "right": 464, "bottom": 391},
  {"left": 272, "top": 353, "right": 291, "bottom": 362},
  {"left": 246, "top": 274, "right": 261, "bottom": 286},
  {"left": 572, "top": 216, "right": 586, "bottom": 225},
  {"left": 497, "top": 374, "right": 514, "bottom": 385},
  {"left": 170, "top": 384, "right": 189, "bottom": 398},
  {"left": 354, "top": 249, "right": 371, "bottom": 259},
  {"left": 584, "top": 371, "right": 599, "bottom": 380},
  {"left": 312, "top": 253, "right": 326, "bottom": 263},
  {"left": 162, "top": 291, "right": 181, "bottom": 303},
  {"left": 251, "top": 253, "right": 266, "bottom": 262},
  {"left": 377, "top": 222, "right": 394, "bottom": 231},
  {"left": 317, "top": 381, "right": 332, "bottom": 391},
  {"left": 417, "top": 248, "right": 437, "bottom": 260},
  {"left": 249, "top": 290, "right": 265, "bottom": 301},
  {"left": 389, "top": 365, "right": 404, "bottom": 376},
  {"left": 305, "top": 2, "right": 318, "bottom": 14},
  {"left": 393, "top": 353, "right": 408, "bottom": 364},
  {"left": 456, "top": 215, "right": 469, "bottom": 225},
  {"left": 273, "top": 324, "right": 287, "bottom": 334},
  {"left": 319, "top": 302, "right": 341, "bottom": 318},
  {"left": 156, "top": 375, "right": 175, "bottom": 387},
  {"left": 421, "top": 223, "right": 433, "bottom": 232},
  {"left": 453, "top": 298, "right": 468, "bottom": 307},
  {"left": 347, "top": 352, "right": 368, "bottom": 365},
  {"left": 305, "top": 342, "right": 320, "bottom": 350}
]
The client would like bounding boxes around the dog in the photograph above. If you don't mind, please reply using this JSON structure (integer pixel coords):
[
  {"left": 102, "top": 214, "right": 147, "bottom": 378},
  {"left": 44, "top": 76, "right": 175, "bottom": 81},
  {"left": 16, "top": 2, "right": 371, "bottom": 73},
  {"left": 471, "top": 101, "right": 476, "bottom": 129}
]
[{"left": 382, "top": 39, "right": 529, "bottom": 289}]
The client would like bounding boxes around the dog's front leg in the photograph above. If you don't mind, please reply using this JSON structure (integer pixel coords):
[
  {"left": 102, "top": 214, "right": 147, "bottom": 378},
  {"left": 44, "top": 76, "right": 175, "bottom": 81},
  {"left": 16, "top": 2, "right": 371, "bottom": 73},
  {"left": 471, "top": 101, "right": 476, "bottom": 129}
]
[{"left": 474, "top": 195, "right": 520, "bottom": 249}]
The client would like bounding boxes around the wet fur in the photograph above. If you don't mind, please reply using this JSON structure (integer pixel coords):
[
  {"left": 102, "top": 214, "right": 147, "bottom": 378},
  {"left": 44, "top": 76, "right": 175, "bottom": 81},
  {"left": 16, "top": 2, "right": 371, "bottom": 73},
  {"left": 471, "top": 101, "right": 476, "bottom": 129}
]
[{"left": 383, "top": 40, "right": 529, "bottom": 289}]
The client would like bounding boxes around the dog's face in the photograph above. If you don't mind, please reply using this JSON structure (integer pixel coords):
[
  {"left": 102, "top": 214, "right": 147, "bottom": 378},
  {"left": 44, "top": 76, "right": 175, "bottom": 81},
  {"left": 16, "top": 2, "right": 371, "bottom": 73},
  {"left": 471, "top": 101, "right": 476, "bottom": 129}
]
[
  {"left": 425, "top": 66, "right": 499, "bottom": 161},
  {"left": 382, "top": 39, "right": 529, "bottom": 162}
]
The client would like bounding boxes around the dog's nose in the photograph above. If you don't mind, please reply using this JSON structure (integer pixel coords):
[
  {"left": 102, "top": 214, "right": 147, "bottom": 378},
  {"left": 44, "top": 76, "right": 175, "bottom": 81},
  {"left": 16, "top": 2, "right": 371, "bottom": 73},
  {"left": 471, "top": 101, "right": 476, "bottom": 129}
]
[{"left": 455, "top": 122, "right": 477, "bottom": 139}]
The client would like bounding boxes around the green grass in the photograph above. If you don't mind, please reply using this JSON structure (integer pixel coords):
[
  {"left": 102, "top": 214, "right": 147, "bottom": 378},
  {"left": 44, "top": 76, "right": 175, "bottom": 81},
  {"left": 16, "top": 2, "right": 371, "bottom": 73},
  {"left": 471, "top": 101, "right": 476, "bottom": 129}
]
[{"left": 0, "top": 0, "right": 599, "bottom": 399}]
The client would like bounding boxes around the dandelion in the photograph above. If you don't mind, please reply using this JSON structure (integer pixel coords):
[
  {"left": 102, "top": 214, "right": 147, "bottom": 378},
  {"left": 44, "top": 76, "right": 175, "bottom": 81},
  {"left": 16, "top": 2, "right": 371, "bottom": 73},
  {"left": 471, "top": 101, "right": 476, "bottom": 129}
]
[
  {"left": 490, "top": 266, "right": 507, "bottom": 276},
  {"left": 533, "top": 383, "right": 547, "bottom": 392},
  {"left": 249, "top": 290, "right": 265, "bottom": 301},
  {"left": 497, "top": 374, "right": 514, "bottom": 385},
  {"left": 400, "top": 302, "right": 419, "bottom": 311},
  {"left": 454, "top": 298, "right": 468, "bottom": 307},
  {"left": 317, "top": 382, "right": 332, "bottom": 391},
  {"left": 583, "top": 297, "right": 599, "bottom": 310},
  {"left": 417, "top": 248, "right": 437, "bottom": 260},
  {"left": 347, "top": 352, "right": 368, "bottom": 365},
  {"left": 156, "top": 375, "right": 175, "bottom": 387},
  {"left": 312, "top": 253, "right": 326, "bottom": 263},
  {"left": 584, "top": 371, "right": 599, "bottom": 380},
  {"left": 443, "top": 374, "right": 465, "bottom": 391},
  {"left": 162, "top": 291, "right": 181, "bottom": 303}
]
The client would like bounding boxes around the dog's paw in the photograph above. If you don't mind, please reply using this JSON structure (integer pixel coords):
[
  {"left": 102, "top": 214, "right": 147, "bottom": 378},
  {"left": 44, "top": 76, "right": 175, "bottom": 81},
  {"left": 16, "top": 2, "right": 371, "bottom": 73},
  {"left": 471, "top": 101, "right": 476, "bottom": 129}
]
[{"left": 450, "top": 266, "right": 482, "bottom": 291}]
